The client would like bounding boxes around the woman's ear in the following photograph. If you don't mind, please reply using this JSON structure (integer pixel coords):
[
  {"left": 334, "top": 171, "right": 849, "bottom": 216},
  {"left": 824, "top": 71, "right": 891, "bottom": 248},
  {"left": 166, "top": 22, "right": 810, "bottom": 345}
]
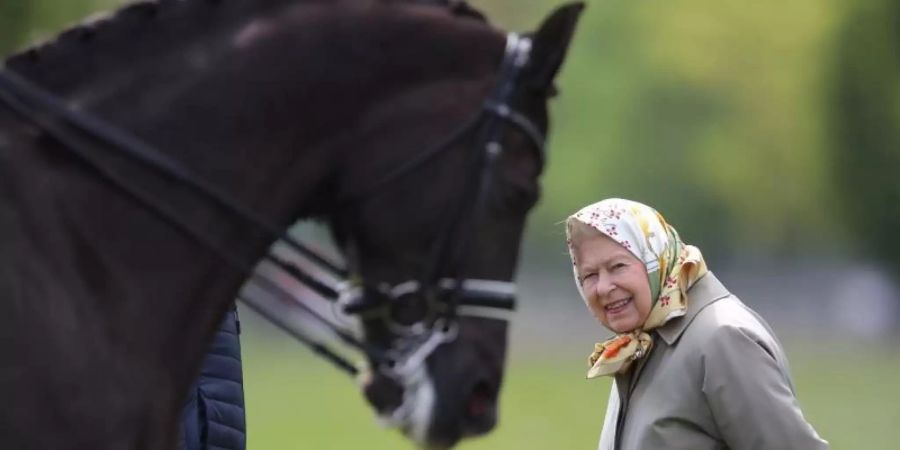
[{"left": 523, "top": 2, "right": 585, "bottom": 94}]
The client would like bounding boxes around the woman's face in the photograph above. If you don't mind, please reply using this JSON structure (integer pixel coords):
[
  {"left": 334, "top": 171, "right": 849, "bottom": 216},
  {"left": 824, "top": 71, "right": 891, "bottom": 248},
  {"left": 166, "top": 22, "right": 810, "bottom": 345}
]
[{"left": 573, "top": 232, "right": 653, "bottom": 333}]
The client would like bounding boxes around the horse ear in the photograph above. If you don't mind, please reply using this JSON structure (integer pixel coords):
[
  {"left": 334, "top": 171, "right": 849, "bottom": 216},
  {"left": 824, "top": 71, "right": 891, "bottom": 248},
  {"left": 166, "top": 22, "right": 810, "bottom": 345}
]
[{"left": 523, "top": 2, "right": 585, "bottom": 92}]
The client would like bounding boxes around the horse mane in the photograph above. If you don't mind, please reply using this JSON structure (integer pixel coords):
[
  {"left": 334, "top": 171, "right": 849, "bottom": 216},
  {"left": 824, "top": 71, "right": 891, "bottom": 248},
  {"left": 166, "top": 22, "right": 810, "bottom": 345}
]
[
  {"left": 4, "top": 0, "right": 487, "bottom": 67},
  {"left": 5, "top": 0, "right": 303, "bottom": 70}
]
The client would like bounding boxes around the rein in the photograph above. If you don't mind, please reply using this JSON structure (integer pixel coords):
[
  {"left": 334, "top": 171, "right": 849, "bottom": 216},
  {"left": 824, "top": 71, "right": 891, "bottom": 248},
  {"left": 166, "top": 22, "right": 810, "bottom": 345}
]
[{"left": 0, "top": 30, "right": 540, "bottom": 389}]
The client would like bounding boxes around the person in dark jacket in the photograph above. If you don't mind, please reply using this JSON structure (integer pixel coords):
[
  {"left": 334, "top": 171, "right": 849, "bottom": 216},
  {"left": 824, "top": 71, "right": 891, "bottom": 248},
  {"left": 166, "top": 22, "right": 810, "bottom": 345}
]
[{"left": 181, "top": 304, "right": 246, "bottom": 450}]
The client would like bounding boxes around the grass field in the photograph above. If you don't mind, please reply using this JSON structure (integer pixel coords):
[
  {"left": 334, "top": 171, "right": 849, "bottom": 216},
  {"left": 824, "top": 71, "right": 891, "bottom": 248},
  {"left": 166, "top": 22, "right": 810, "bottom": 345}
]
[{"left": 242, "top": 330, "right": 900, "bottom": 449}]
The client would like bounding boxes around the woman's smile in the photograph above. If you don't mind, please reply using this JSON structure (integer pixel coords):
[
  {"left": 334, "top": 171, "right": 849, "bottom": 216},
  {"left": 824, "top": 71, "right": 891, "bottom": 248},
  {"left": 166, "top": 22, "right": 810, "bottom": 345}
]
[
  {"left": 603, "top": 294, "right": 644, "bottom": 332},
  {"left": 604, "top": 297, "right": 633, "bottom": 313}
]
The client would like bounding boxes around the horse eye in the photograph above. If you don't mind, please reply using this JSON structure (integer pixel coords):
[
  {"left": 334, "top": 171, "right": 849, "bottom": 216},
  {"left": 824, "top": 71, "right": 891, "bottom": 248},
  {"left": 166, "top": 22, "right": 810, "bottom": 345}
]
[
  {"left": 493, "top": 181, "right": 539, "bottom": 214},
  {"left": 492, "top": 158, "right": 540, "bottom": 214}
]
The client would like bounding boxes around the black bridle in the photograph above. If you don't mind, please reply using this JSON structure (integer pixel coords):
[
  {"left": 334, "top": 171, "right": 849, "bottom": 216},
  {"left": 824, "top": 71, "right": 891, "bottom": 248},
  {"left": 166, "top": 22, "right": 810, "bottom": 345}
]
[{"left": 0, "top": 33, "right": 543, "bottom": 385}]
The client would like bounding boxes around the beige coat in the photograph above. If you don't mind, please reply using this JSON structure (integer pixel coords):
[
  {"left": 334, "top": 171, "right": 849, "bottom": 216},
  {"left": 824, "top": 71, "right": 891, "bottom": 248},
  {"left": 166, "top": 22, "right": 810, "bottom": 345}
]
[{"left": 597, "top": 272, "right": 828, "bottom": 450}]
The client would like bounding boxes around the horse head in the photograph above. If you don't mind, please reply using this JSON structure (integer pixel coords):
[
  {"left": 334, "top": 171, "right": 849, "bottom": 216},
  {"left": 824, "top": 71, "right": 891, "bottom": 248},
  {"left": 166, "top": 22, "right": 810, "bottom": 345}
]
[{"left": 325, "top": 3, "right": 584, "bottom": 447}]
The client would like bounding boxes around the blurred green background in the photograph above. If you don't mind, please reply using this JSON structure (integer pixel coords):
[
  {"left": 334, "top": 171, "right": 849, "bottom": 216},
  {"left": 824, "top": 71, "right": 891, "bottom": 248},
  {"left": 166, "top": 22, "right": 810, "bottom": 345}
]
[{"left": 3, "top": 0, "right": 899, "bottom": 448}]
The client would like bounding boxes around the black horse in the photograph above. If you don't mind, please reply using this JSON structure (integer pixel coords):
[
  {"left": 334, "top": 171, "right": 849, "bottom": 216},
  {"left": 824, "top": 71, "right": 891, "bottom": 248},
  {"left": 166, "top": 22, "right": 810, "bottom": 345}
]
[{"left": 0, "top": 1, "right": 582, "bottom": 449}]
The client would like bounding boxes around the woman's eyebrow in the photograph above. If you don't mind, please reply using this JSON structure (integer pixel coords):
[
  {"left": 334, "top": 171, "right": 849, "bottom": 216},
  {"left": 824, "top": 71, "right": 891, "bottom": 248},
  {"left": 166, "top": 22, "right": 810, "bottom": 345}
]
[
  {"left": 576, "top": 261, "right": 596, "bottom": 275},
  {"left": 609, "top": 254, "right": 631, "bottom": 262},
  {"left": 594, "top": 253, "right": 630, "bottom": 266}
]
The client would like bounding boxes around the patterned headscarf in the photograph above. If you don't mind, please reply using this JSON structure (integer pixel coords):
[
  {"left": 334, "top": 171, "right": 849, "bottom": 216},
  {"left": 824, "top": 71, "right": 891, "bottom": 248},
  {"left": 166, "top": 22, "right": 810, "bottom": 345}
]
[{"left": 566, "top": 198, "right": 708, "bottom": 378}]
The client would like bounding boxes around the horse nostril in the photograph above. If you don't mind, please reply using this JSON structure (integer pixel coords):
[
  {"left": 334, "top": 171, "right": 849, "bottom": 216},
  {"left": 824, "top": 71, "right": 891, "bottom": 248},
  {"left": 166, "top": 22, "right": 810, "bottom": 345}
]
[{"left": 465, "top": 380, "right": 497, "bottom": 433}]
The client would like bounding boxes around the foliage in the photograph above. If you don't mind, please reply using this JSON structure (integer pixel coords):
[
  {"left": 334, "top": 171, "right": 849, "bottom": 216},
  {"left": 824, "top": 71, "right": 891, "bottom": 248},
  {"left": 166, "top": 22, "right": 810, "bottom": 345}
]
[
  {"left": 0, "top": 1, "right": 33, "bottom": 56},
  {"left": 828, "top": 0, "right": 900, "bottom": 276},
  {"left": 522, "top": 0, "right": 850, "bottom": 259},
  {"left": 474, "top": 0, "right": 858, "bottom": 260}
]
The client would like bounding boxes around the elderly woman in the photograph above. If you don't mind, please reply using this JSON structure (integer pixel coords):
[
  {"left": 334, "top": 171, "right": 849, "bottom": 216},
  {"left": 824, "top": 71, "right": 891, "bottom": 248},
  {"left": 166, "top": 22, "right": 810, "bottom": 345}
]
[{"left": 566, "top": 198, "right": 827, "bottom": 450}]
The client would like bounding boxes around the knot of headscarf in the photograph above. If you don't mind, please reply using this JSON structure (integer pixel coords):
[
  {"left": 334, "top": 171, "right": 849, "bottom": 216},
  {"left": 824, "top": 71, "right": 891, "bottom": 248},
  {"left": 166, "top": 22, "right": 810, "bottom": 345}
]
[{"left": 566, "top": 198, "right": 708, "bottom": 378}]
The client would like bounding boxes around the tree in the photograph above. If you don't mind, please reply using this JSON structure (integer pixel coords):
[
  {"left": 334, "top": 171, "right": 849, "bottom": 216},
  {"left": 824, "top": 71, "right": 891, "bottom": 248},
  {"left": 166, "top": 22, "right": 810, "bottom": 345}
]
[
  {"left": 0, "top": 1, "right": 33, "bottom": 55},
  {"left": 829, "top": 0, "right": 900, "bottom": 279}
]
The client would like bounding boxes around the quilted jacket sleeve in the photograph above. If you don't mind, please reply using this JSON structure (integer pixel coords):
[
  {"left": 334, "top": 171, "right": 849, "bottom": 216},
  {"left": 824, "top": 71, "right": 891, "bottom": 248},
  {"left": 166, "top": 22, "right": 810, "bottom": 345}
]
[{"left": 182, "top": 305, "right": 246, "bottom": 450}]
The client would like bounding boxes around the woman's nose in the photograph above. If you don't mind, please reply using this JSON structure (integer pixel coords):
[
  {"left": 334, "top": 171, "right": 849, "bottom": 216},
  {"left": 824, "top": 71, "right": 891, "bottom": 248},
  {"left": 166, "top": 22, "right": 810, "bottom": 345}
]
[{"left": 592, "top": 274, "right": 615, "bottom": 298}]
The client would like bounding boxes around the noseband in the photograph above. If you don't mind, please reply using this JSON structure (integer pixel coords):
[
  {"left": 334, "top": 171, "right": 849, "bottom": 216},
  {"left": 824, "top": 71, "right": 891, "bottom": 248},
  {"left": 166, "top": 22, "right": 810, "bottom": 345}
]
[{"left": 0, "top": 31, "right": 542, "bottom": 428}]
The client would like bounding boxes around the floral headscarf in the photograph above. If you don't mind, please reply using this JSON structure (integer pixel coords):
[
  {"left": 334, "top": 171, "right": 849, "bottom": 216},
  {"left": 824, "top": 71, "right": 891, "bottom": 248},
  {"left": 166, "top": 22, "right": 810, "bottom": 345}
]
[{"left": 566, "top": 198, "right": 708, "bottom": 378}]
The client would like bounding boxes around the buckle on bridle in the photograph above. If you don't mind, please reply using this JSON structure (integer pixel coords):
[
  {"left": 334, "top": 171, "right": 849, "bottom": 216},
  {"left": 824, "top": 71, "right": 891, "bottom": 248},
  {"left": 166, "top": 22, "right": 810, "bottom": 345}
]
[{"left": 385, "top": 318, "right": 459, "bottom": 378}]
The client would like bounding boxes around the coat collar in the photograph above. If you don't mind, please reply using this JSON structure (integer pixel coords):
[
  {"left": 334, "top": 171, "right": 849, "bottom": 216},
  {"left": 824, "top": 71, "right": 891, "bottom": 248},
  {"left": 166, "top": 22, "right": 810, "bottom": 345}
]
[{"left": 655, "top": 272, "right": 730, "bottom": 346}]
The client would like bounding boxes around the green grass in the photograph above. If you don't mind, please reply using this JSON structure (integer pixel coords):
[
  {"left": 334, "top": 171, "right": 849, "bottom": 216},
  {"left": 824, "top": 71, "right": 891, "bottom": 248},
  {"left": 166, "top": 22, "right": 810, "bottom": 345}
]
[
  {"left": 243, "top": 335, "right": 900, "bottom": 449},
  {"left": 788, "top": 345, "right": 900, "bottom": 450}
]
